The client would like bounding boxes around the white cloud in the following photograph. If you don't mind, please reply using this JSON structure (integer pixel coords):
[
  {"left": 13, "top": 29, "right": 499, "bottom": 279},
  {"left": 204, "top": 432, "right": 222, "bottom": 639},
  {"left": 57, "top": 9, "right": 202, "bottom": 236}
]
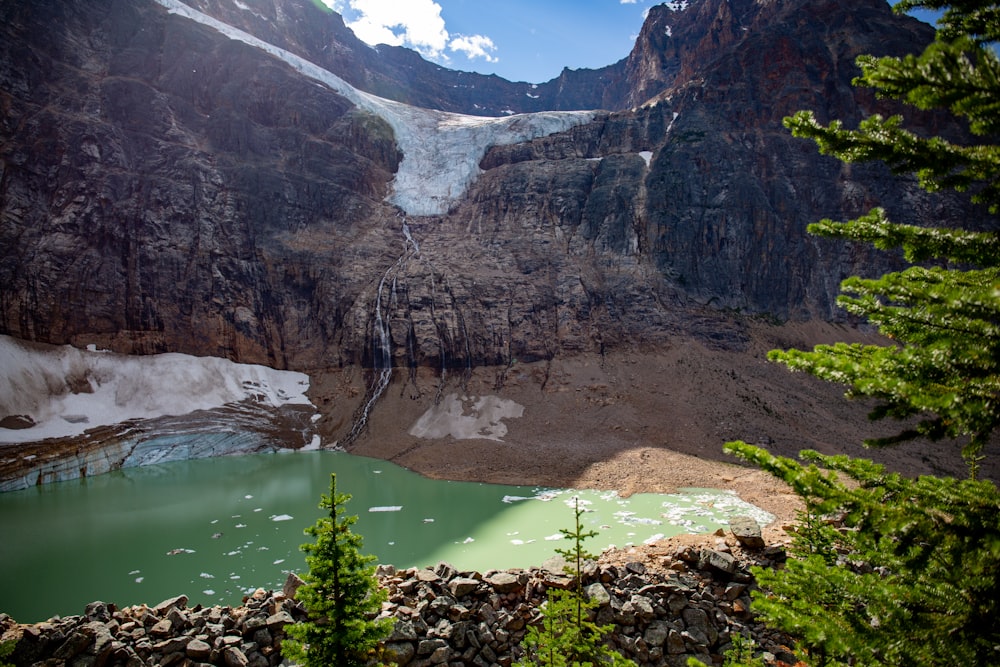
[
  {"left": 324, "top": 0, "right": 496, "bottom": 65},
  {"left": 448, "top": 34, "right": 498, "bottom": 63}
]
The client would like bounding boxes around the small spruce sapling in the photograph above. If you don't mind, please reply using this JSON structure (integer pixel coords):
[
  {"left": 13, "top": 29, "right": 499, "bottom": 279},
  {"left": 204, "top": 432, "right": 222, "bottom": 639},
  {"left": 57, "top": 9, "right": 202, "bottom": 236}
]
[
  {"left": 282, "top": 473, "right": 391, "bottom": 667},
  {"left": 516, "top": 497, "right": 637, "bottom": 667}
]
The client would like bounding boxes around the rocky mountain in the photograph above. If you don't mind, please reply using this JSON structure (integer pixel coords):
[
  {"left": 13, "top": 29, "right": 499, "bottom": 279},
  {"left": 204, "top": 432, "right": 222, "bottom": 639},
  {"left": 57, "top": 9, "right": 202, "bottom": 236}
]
[{"left": 0, "top": 0, "right": 993, "bottom": 479}]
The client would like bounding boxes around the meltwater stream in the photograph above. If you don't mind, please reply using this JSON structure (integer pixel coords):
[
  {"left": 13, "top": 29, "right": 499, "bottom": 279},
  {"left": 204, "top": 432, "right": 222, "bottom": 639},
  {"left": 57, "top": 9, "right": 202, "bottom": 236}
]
[{"left": 0, "top": 450, "right": 772, "bottom": 623}]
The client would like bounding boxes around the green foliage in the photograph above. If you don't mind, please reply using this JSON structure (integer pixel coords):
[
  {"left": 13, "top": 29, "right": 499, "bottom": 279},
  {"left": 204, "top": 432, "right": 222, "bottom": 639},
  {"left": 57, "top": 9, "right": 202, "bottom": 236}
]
[
  {"left": 777, "top": 0, "right": 1000, "bottom": 475},
  {"left": 725, "top": 4, "right": 1000, "bottom": 666},
  {"left": 516, "top": 497, "right": 636, "bottom": 667},
  {"left": 686, "top": 633, "right": 766, "bottom": 667},
  {"left": 725, "top": 442, "right": 1000, "bottom": 666},
  {"left": 282, "top": 473, "right": 391, "bottom": 667},
  {"left": 722, "top": 633, "right": 767, "bottom": 667},
  {"left": 0, "top": 639, "right": 14, "bottom": 667}
]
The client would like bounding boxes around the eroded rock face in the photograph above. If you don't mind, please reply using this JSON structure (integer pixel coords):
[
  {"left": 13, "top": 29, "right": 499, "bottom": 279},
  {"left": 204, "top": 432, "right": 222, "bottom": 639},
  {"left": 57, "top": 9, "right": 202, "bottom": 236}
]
[{"left": 0, "top": 0, "right": 987, "bottom": 377}]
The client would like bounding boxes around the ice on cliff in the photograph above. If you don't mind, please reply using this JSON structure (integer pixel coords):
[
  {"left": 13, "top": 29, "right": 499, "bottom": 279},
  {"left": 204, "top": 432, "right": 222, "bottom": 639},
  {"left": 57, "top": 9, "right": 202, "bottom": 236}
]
[{"left": 155, "top": 0, "right": 597, "bottom": 216}]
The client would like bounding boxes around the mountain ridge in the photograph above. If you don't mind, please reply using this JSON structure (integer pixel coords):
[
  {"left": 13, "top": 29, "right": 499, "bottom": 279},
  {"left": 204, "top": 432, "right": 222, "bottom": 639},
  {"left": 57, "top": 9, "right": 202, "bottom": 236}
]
[{"left": 1, "top": 0, "right": 994, "bottom": 481}]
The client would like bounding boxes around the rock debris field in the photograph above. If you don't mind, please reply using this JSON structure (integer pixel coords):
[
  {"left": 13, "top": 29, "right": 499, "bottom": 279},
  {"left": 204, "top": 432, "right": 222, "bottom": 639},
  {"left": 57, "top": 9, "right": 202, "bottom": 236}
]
[{"left": 1, "top": 516, "right": 799, "bottom": 667}]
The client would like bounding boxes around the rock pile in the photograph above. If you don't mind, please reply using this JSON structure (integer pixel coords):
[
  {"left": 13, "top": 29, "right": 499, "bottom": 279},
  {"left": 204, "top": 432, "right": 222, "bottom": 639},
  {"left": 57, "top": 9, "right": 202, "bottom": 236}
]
[
  {"left": 1, "top": 521, "right": 797, "bottom": 667},
  {"left": 2, "top": 587, "right": 302, "bottom": 667},
  {"left": 373, "top": 528, "right": 795, "bottom": 667}
]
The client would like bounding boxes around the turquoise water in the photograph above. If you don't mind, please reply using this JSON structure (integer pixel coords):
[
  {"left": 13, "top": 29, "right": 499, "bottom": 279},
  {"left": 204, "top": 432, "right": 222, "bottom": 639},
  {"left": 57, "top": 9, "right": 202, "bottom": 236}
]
[{"left": 0, "top": 450, "right": 771, "bottom": 623}]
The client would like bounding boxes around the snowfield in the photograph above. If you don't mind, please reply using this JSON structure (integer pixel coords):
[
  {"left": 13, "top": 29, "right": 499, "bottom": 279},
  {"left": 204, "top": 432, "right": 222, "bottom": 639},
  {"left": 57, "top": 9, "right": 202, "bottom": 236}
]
[
  {"left": 155, "top": 0, "right": 598, "bottom": 216},
  {"left": 0, "top": 336, "right": 312, "bottom": 444}
]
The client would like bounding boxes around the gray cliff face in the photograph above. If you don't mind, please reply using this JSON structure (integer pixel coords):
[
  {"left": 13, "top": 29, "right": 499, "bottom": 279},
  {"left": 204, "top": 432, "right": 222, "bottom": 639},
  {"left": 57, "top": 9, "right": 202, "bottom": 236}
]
[{"left": 0, "top": 0, "right": 985, "bottom": 375}]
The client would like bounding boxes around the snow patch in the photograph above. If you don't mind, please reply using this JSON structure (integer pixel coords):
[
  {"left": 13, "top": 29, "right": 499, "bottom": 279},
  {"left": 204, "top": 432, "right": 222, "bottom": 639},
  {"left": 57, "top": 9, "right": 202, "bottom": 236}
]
[
  {"left": 0, "top": 335, "right": 312, "bottom": 444},
  {"left": 409, "top": 394, "right": 524, "bottom": 441}
]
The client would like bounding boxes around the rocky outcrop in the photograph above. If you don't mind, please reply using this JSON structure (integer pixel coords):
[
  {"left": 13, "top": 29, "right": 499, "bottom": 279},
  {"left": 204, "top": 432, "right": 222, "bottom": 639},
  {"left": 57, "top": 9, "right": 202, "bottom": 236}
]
[{"left": 1, "top": 520, "right": 797, "bottom": 667}]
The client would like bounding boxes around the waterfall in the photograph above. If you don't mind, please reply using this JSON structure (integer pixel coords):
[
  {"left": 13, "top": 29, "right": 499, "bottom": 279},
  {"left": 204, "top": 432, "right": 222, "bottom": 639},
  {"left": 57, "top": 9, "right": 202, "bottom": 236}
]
[{"left": 346, "top": 219, "right": 420, "bottom": 442}]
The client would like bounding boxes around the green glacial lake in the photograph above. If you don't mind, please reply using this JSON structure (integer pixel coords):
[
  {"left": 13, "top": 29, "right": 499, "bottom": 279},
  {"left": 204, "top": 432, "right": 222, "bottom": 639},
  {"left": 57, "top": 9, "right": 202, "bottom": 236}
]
[{"left": 0, "top": 450, "right": 772, "bottom": 623}]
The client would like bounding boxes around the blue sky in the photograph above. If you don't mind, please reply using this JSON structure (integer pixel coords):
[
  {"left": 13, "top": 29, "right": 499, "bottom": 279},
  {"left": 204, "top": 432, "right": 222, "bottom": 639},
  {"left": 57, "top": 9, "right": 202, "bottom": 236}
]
[
  {"left": 322, "top": 0, "right": 676, "bottom": 83},
  {"left": 321, "top": 1, "right": 940, "bottom": 85}
]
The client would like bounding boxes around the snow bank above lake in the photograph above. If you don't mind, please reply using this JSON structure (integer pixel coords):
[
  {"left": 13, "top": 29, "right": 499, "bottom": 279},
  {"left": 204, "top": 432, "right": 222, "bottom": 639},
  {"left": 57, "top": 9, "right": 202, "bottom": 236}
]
[
  {"left": 155, "top": 0, "right": 597, "bottom": 216},
  {"left": 0, "top": 336, "right": 312, "bottom": 444},
  {"left": 409, "top": 393, "right": 524, "bottom": 441}
]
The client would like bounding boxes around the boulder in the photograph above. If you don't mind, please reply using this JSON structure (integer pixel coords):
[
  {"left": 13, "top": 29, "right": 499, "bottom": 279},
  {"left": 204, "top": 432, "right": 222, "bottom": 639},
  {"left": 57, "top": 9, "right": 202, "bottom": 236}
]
[{"left": 729, "top": 516, "right": 766, "bottom": 550}]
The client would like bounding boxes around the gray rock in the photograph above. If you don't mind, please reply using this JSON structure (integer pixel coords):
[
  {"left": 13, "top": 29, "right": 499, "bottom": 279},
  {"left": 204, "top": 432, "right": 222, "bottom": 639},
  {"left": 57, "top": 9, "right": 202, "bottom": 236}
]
[
  {"left": 701, "top": 549, "right": 737, "bottom": 575},
  {"left": 644, "top": 620, "right": 671, "bottom": 647},
  {"left": 223, "top": 646, "right": 249, "bottom": 667},
  {"left": 152, "top": 596, "right": 188, "bottom": 615},
  {"left": 152, "top": 636, "right": 191, "bottom": 654},
  {"left": 84, "top": 602, "right": 112, "bottom": 623},
  {"left": 485, "top": 572, "right": 522, "bottom": 594},
  {"left": 729, "top": 516, "right": 766, "bottom": 549},
  {"left": 585, "top": 583, "right": 611, "bottom": 606},
  {"left": 53, "top": 625, "right": 94, "bottom": 661},
  {"left": 282, "top": 573, "right": 305, "bottom": 600},
  {"left": 186, "top": 639, "right": 213, "bottom": 661},
  {"left": 383, "top": 641, "right": 416, "bottom": 665},
  {"left": 265, "top": 610, "right": 294, "bottom": 631},
  {"left": 149, "top": 619, "right": 174, "bottom": 637},
  {"left": 448, "top": 577, "right": 481, "bottom": 598},
  {"left": 417, "top": 638, "right": 448, "bottom": 655}
]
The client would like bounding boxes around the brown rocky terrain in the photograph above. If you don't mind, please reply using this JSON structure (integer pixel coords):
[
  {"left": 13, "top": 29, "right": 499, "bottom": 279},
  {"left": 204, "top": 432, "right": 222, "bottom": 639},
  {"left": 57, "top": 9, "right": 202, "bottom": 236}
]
[{"left": 323, "top": 318, "right": 993, "bottom": 532}]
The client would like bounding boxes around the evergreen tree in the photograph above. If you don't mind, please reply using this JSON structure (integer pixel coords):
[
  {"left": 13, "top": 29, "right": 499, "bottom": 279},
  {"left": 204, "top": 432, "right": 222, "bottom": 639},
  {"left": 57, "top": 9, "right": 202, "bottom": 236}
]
[
  {"left": 724, "top": 442, "right": 1000, "bottom": 666},
  {"left": 282, "top": 473, "right": 391, "bottom": 667},
  {"left": 777, "top": 0, "right": 1000, "bottom": 476},
  {"left": 722, "top": 2, "right": 1000, "bottom": 665},
  {"left": 516, "top": 497, "right": 636, "bottom": 667}
]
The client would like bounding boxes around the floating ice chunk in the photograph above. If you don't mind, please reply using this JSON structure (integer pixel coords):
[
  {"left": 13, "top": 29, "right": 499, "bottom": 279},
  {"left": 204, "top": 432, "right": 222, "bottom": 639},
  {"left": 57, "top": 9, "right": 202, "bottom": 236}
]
[
  {"left": 235, "top": 523, "right": 247, "bottom": 528},
  {"left": 544, "top": 533, "right": 562, "bottom": 541},
  {"left": 502, "top": 495, "right": 533, "bottom": 503},
  {"left": 244, "top": 495, "right": 253, "bottom": 500},
  {"left": 129, "top": 569, "right": 141, "bottom": 575},
  {"left": 230, "top": 575, "right": 241, "bottom": 580},
  {"left": 462, "top": 537, "right": 474, "bottom": 544},
  {"left": 368, "top": 506, "right": 403, "bottom": 513},
  {"left": 273, "top": 559, "right": 285, "bottom": 565},
  {"left": 167, "top": 548, "right": 195, "bottom": 555},
  {"left": 203, "top": 589, "right": 215, "bottom": 595},
  {"left": 135, "top": 577, "right": 144, "bottom": 583},
  {"left": 200, "top": 572, "right": 215, "bottom": 579},
  {"left": 254, "top": 508, "right": 262, "bottom": 513},
  {"left": 270, "top": 514, "right": 294, "bottom": 521},
  {"left": 423, "top": 518, "right": 435, "bottom": 523}
]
